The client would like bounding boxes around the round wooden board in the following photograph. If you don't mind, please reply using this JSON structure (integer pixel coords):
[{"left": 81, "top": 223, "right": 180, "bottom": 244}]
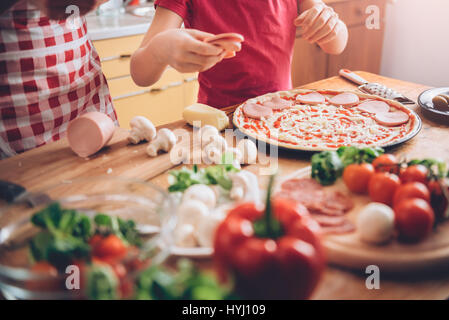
[{"left": 282, "top": 167, "right": 449, "bottom": 274}]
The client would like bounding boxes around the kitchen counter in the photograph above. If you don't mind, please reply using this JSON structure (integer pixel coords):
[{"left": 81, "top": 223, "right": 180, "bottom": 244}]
[
  {"left": 86, "top": 4, "right": 154, "bottom": 41},
  {"left": 2, "top": 72, "right": 449, "bottom": 299}
]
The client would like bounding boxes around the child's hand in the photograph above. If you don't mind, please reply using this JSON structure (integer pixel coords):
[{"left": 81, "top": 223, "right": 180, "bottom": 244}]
[
  {"left": 152, "top": 29, "right": 226, "bottom": 73},
  {"left": 294, "top": 3, "right": 344, "bottom": 46}
]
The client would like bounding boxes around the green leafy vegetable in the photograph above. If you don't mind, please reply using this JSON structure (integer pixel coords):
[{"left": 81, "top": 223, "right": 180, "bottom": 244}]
[
  {"left": 94, "top": 214, "right": 142, "bottom": 247},
  {"left": 86, "top": 264, "right": 119, "bottom": 300},
  {"left": 311, "top": 146, "right": 385, "bottom": 185},
  {"left": 407, "top": 159, "right": 448, "bottom": 179},
  {"left": 311, "top": 151, "right": 344, "bottom": 185},
  {"left": 135, "top": 259, "right": 235, "bottom": 300},
  {"left": 337, "top": 146, "right": 384, "bottom": 166},
  {"left": 168, "top": 163, "right": 239, "bottom": 193}
]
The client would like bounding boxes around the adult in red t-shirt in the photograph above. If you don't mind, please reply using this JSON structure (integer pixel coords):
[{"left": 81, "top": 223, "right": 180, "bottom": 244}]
[{"left": 131, "top": 0, "right": 348, "bottom": 109}]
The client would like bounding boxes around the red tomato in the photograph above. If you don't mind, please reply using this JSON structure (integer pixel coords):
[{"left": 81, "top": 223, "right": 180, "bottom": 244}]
[
  {"left": 393, "top": 182, "right": 431, "bottom": 207},
  {"left": 26, "top": 262, "right": 60, "bottom": 291},
  {"left": 93, "top": 235, "right": 128, "bottom": 259},
  {"left": 372, "top": 154, "right": 399, "bottom": 174},
  {"left": 368, "top": 172, "right": 401, "bottom": 206},
  {"left": 400, "top": 165, "right": 429, "bottom": 184},
  {"left": 343, "top": 163, "right": 375, "bottom": 194},
  {"left": 89, "top": 234, "right": 103, "bottom": 248},
  {"left": 394, "top": 198, "right": 434, "bottom": 242}
]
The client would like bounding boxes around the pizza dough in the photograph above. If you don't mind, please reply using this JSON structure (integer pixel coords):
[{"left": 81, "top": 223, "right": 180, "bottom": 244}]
[{"left": 233, "top": 89, "right": 419, "bottom": 151}]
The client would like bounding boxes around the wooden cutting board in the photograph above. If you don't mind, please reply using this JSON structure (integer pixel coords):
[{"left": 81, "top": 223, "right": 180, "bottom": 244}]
[
  {"left": 286, "top": 167, "right": 449, "bottom": 274},
  {"left": 0, "top": 121, "right": 201, "bottom": 192}
]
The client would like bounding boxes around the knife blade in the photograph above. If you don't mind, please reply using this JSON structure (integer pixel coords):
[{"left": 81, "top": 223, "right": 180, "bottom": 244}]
[{"left": 0, "top": 180, "right": 52, "bottom": 207}]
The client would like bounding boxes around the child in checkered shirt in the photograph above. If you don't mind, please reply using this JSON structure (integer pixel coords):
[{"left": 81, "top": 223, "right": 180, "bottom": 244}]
[{"left": 0, "top": 0, "right": 113, "bottom": 158}]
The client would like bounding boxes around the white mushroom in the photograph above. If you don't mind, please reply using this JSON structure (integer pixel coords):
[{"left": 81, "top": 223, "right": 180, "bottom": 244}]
[
  {"left": 202, "top": 144, "right": 223, "bottom": 165},
  {"left": 199, "top": 125, "right": 219, "bottom": 146},
  {"left": 226, "top": 147, "right": 243, "bottom": 169},
  {"left": 182, "top": 184, "right": 217, "bottom": 209},
  {"left": 196, "top": 211, "right": 226, "bottom": 248},
  {"left": 204, "top": 134, "right": 227, "bottom": 152},
  {"left": 237, "top": 139, "right": 257, "bottom": 164},
  {"left": 147, "top": 128, "right": 177, "bottom": 157},
  {"left": 177, "top": 199, "right": 210, "bottom": 229},
  {"left": 229, "top": 170, "right": 261, "bottom": 203},
  {"left": 174, "top": 224, "right": 197, "bottom": 248},
  {"left": 128, "top": 116, "right": 156, "bottom": 144},
  {"left": 357, "top": 202, "right": 395, "bottom": 245}
]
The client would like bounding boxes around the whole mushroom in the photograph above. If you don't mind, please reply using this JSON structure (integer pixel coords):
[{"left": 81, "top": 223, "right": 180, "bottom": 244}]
[
  {"left": 237, "top": 139, "right": 257, "bottom": 164},
  {"left": 229, "top": 170, "right": 261, "bottom": 203},
  {"left": 182, "top": 184, "right": 217, "bottom": 209},
  {"left": 128, "top": 116, "right": 156, "bottom": 144},
  {"left": 147, "top": 128, "right": 177, "bottom": 157}
]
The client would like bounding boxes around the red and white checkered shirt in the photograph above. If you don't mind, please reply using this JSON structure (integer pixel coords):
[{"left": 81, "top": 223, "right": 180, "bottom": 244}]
[{"left": 0, "top": 1, "right": 117, "bottom": 159}]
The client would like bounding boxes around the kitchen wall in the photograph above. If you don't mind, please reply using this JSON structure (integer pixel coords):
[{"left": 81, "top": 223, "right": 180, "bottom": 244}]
[{"left": 380, "top": 0, "right": 449, "bottom": 87}]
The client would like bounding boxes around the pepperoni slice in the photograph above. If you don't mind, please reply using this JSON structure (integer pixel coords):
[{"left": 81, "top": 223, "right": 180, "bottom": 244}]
[
  {"left": 357, "top": 100, "right": 390, "bottom": 114},
  {"left": 296, "top": 92, "right": 326, "bottom": 105},
  {"left": 242, "top": 102, "right": 273, "bottom": 119},
  {"left": 281, "top": 178, "right": 322, "bottom": 192},
  {"left": 374, "top": 110, "right": 410, "bottom": 126},
  {"left": 329, "top": 92, "right": 360, "bottom": 106},
  {"left": 309, "top": 213, "right": 347, "bottom": 227},
  {"left": 321, "top": 220, "right": 355, "bottom": 234},
  {"left": 263, "top": 95, "right": 292, "bottom": 110}
]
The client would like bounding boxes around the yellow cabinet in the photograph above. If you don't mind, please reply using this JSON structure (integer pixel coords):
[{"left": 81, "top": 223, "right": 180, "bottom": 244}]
[{"left": 113, "top": 86, "right": 185, "bottom": 128}]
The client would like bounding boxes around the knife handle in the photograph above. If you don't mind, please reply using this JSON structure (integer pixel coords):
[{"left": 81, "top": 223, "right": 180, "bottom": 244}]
[
  {"left": 339, "top": 69, "right": 369, "bottom": 85},
  {"left": 0, "top": 180, "right": 26, "bottom": 203}
]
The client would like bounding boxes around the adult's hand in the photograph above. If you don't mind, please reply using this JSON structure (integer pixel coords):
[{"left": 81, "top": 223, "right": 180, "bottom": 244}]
[{"left": 30, "top": 0, "right": 108, "bottom": 20}]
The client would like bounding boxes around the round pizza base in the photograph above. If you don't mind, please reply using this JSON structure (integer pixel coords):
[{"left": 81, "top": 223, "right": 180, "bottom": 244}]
[
  {"left": 285, "top": 167, "right": 449, "bottom": 274},
  {"left": 233, "top": 89, "right": 422, "bottom": 152}
]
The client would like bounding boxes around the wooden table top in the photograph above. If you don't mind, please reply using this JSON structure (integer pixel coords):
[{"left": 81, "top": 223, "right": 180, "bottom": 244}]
[{"left": 1, "top": 71, "right": 449, "bottom": 300}]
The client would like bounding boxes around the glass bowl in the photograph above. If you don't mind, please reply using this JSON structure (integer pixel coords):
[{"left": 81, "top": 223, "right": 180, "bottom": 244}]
[{"left": 0, "top": 176, "right": 175, "bottom": 300}]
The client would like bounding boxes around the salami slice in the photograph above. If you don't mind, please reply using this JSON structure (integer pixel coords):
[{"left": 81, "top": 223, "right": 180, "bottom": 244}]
[
  {"left": 296, "top": 92, "right": 326, "bottom": 105},
  {"left": 263, "top": 95, "right": 292, "bottom": 110},
  {"left": 329, "top": 92, "right": 360, "bottom": 106},
  {"left": 309, "top": 213, "right": 347, "bottom": 226},
  {"left": 374, "top": 110, "right": 410, "bottom": 126},
  {"left": 321, "top": 220, "right": 355, "bottom": 234},
  {"left": 281, "top": 178, "right": 322, "bottom": 192},
  {"left": 357, "top": 100, "right": 390, "bottom": 114},
  {"left": 242, "top": 102, "right": 273, "bottom": 119}
]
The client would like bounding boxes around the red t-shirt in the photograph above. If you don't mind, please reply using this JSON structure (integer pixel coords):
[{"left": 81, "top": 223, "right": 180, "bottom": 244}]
[{"left": 155, "top": 0, "right": 299, "bottom": 108}]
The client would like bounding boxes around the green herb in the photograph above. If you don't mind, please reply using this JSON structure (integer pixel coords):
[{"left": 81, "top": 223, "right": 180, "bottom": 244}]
[
  {"left": 135, "top": 259, "right": 235, "bottom": 300},
  {"left": 94, "top": 214, "right": 142, "bottom": 247},
  {"left": 408, "top": 159, "right": 448, "bottom": 179},
  {"left": 168, "top": 162, "right": 239, "bottom": 193},
  {"left": 29, "top": 203, "right": 142, "bottom": 270},
  {"left": 311, "top": 146, "right": 385, "bottom": 185},
  {"left": 337, "top": 146, "right": 384, "bottom": 166},
  {"left": 86, "top": 264, "right": 119, "bottom": 300},
  {"left": 311, "top": 151, "right": 344, "bottom": 185}
]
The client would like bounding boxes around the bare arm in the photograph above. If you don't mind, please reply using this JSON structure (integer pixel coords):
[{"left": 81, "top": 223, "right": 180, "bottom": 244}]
[
  {"left": 296, "top": 0, "right": 348, "bottom": 55},
  {"left": 131, "top": 7, "right": 225, "bottom": 87}
]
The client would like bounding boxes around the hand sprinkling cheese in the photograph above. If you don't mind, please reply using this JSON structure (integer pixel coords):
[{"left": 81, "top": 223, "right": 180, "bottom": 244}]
[
  {"left": 128, "top": 116, "right": 156, "bottom": 144},
  {"left": 147, "top": 128, "right": 177, "bottom": 157},
  {"left": 357, "top": 202, "right": 395, "bottom": 244}
]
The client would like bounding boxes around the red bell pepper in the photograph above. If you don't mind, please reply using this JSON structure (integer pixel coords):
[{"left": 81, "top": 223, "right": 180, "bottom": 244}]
[{"left": 213, "top": 176, "right": 326, "bottom": 300}]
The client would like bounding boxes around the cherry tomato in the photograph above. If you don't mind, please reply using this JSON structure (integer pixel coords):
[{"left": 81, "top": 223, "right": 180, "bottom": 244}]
[
  {"left": 343, "top": 163, "right": 375, "bottom": 194},
  {"left": 368, "top": 172, "right": 401, "bottom": 206},
  {"left": 26, "top": 262, "right": 60, "bottom": 291},
  {"left": 372, "top": 154, "right": 399, "bottom": 174},
  {"left": 89, "top": 234, "right": 103, "bottom": 248},
  {"left": 400, "top": 165, "right": 429, "bottom": 184},
  {"left": 393, "top": 182, "right": 431, "bottom": 207},
  {"left": 93, "top": 234, "right": 128, "bottom": 259},
  {"left": 394, "top": 198, "right": 434, "bottom": 242}
]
